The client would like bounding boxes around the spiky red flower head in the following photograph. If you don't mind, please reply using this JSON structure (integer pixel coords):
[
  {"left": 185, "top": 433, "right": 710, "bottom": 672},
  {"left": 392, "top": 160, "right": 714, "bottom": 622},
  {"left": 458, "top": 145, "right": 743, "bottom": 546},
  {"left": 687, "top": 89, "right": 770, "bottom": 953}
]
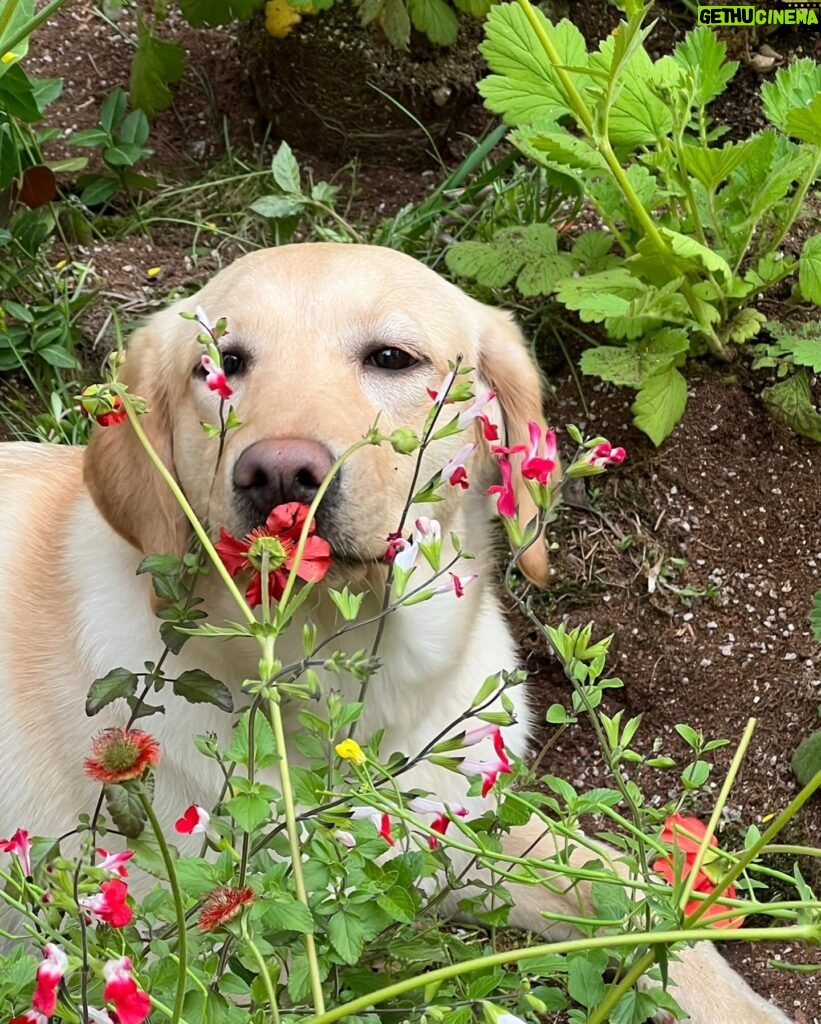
[
  {"left": 84, "top": 729, "right": 160, "bottom": 785},
  {"left": 198, "top": 885, "right": 254, "bottom": 932}
]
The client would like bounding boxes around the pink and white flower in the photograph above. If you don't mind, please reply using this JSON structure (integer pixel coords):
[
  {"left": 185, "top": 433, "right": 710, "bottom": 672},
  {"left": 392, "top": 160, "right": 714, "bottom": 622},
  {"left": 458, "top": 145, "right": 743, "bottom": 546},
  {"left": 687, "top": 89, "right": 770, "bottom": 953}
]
[
  {"left": 486, "top": 457, "right": 517, "bottom": 519},
  {"left": 334, "top": 829, "right": 357, "bottom": 849},
  {"left": 79, "top": 878, "right": 132, "bottom": 928},
  {"left": 392, "top": 539, "right": 419, "bottom": 574},
  {"left": 435, "top": 572, "right": 477, "bottom": 599},
  {"left": 412, "top": 516, "right": 442, "bottom": 569},
  {"left": 96, "top": 847, "right": 134, "bottom": 877},
  {"left": 441, "top": 442, "right": 476, "bottom": 490},
  {"left": 586, "top": 440, "right": 626, "bottom": 469},
  {"left": 175, "top": 803, "right": 211, "bottom": 835},
  {"left": 494, "top": 421, "right": 557, "bottom": 486},
  {"left": 457, "top": 391, "right": 499, "bottom": 441},
  {"left": 427, "top": 370, "right": 456, "bottom": 404},
  {"left": 32, "top": 945, "right": 68, "bottom": 1017},
  {"left": 103, "top": 957, "right": 151, "bottom": 1024},
  {"left": 201, "top": 353, "right": 233, "bottom": 400},
  {"left": 456, "top": 728, "right": 512, "bottom": 797},
  {"left": 0, "top": 828, "right": 32, "bottom": 878}
]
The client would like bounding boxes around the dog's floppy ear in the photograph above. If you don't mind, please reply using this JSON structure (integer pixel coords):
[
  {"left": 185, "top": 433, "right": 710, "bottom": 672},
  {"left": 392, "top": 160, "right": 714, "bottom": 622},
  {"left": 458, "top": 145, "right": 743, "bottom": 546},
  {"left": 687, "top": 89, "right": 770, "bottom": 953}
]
[
  {"left": 477, "top": 305, "right": 556, "bottom": 587},
  {"left": 84, "top": 325, "right": 189, "bottom": 557}
]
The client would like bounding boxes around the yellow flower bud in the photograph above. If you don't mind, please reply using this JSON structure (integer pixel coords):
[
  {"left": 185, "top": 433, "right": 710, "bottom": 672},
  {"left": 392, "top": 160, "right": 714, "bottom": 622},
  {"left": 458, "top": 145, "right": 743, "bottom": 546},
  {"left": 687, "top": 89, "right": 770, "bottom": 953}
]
[{"left": 335, "top": 739, "right": 366, "bottom": 766}]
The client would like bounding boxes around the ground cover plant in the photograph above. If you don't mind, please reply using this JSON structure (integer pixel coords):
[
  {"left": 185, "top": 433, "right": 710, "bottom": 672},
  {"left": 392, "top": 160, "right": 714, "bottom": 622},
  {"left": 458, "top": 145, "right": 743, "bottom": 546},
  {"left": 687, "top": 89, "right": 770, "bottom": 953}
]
[{"left": 1, "top": 0, "right": 821, "bottom": 1017}]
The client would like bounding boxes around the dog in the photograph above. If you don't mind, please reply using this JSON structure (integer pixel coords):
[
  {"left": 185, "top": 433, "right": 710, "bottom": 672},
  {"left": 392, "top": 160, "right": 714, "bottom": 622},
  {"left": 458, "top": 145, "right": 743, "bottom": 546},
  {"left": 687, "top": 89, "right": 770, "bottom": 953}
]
[{"left": 0, "top": 243, "right": 792, "bottom": 1023}]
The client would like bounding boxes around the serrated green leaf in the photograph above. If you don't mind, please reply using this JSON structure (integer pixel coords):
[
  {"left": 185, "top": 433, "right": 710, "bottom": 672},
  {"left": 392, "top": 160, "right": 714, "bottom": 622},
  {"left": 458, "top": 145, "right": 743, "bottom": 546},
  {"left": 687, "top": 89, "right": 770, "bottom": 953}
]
[
  {"left": 510, "top": 126, "right": 606, "bottom": 171},
  {"left": 631, "top": 365, "right": 688, "bottom": 446},
  {"left": 328, "top": 909, "right": 366, "bottom": 964},
  {"left": 225, "top": 709, "right": 278, "bottom": 768},
  {"left": 792, "top": 728, "right": 821, "bottom": 788},
  {"left": 479, "top": 6, "right": 592, "bottom": 127},
  {"left": 556, "top": 268, "right": 647, "bottom": 322},
  {"left": 761, "top": 58, "right": 821, "bottom": 135},
  {"left": 762, "top": 369, "right": 821, "bottom": 443},
  {"left": 785, "top": 93, "right": 821, "bottom": 147},
  {"left": 589, "top": 34, "right": 673, "bottom": 147},
  {"left": 682, "top": 139, "right": 755, "bottom": 190},
  {"left": 173, "top": 669, "right": 233, "bottom": 712},
  {"left": 130, "top": 27, "right": 185, "bottom": 116},
  {"left": 657, "top": 227, "right": 732, "bottom": 284},
  {"left": 723, "top": 308, "right": 766, "bottom": 345},
  {"left": 86, "top": 668, "right": 139, "bottom": 716},
  {"left": 799, "top": 234, "right": 821, "bottom": 304},
  {"left": 225, "top": 791, "right": 272, "bottom": 832},
  {"left": 105, "top": 783, "right": 147, "bottom": 838},
  {"left": 572, "top": 230, "right": 616, "bottom": 271},
  {"left": 250, "top": 195, "right": 308, "bottom": 219},
  {"left": 376, "top": 885, "right": 418, "bottom": 922},
  {"left": 580, "top": 329, "right": 689, "bottom": 388},
  {"left": 263, "top": 895, "right": 314, "bottom": 933},
  {"left": 673, "top": 26, "right": 737, "bottom": 106},
  {"left": 175, "top": 857, "right": 221, "bottom": 897},
  {"left": 445, "top": 240, "right": 522, "bottom": 287},
  {"left": 517, "top": 252, "right": 574, "bottom": 296},
  {"left": 567, "top": 954, "right": 605, "bottom": 1008},
  {"left": 408, "top": 0, "right": 458, "bottom": 45}
]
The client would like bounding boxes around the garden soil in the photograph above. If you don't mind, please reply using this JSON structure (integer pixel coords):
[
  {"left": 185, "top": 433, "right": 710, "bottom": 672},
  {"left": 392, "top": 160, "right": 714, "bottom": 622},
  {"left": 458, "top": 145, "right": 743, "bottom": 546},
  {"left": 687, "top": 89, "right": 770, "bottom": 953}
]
[{"left": 12, "top": 0, "right": 821, "bottom": 1019}]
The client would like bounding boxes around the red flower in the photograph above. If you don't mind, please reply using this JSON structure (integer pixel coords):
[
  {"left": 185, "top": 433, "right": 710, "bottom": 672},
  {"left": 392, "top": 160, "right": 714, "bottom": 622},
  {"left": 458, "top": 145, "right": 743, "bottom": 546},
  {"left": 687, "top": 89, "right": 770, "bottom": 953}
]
[
  {"left": 440, "top": 443, "right": 475, "bottom": 490},
  {"left": 493, "top": 421, "right": 557, "bottom": 486},
  {"left": 201, "top": 353, "right": 233, "bottom": 400},
  {"left": 408, "top": 797, "right": 469, "bottom": 850},
  {"left": 80, "top": 878, "right": 133, "bottom": 928},
  {"left": 486, "top": 457, "right": 517, "bottom": 519},
  {"left": 11, "top": 1013, "right": 47, "bottom": 1024},
  {"left": 103, "top": 957, "right": 151, "bottom": 1024},
  {"left": 350, "top": 806, "right": 394, "bottom": 846},
  {"left": 587, "top": 440, "right": 626, "bottom": 469},
  {"left": 198, "top": 886, "right": 255, "bottom": 932},
  {"left": 384, "top": 532, "right": 405, "bottom": 563},
  {"left": 456, "top": 727, "right": 512, "bottom": 797},
  {"left": 97, "top": 847, "right": 134, "bottom": 877},
  {"left": 32, "top": 945, "right": 68, "bottom": 1016},
  {"left": 81, "top": 393, "right": 128, "bottom": 427},
  {"left": 1, "top": 828, "right": 32, "bottom": 878},
  {"left": 175, "top": 804, "right": 210, "bottom": 835},
  {"left": 215, "top": 502, "right": 332, "bottom": 609},
  {"left": 97, "top": 396, "right": 128, "bottom": 427},
  {"left": 652, "top": 814, "right": 743, "bottom": 929},
  {"left": 84, "top": 729, "right": 160, "bottom": 785}
]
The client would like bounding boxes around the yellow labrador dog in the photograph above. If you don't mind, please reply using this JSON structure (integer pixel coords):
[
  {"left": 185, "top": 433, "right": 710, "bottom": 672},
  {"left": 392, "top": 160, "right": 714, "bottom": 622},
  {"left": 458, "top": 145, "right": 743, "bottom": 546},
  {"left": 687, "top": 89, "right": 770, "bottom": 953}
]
[{"left": 0, "top": 244, "right": 790, "bottom": 1023}]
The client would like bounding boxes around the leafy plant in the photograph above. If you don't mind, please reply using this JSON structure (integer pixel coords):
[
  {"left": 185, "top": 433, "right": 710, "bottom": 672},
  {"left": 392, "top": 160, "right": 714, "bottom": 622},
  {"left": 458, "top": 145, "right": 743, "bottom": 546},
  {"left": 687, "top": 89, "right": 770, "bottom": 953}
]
[
  {"left": 69, "top": 88, "right": 156, "bottom": 209},
  {"left": 445, "top": 0, "right": 821, "bottom": 444},
  {"left": 792, "top": 590, "right": 821, "bottom": 786},
  {"left": 752, "top": 320, "right": 821, "bottom": 441}
]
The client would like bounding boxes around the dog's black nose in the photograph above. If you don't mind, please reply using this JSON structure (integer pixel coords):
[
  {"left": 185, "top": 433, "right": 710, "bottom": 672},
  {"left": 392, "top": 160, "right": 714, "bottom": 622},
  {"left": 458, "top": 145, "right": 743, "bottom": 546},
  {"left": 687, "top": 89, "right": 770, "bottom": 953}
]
[{"left": 233, "top": 438, "right": 335, "bottom": 518}]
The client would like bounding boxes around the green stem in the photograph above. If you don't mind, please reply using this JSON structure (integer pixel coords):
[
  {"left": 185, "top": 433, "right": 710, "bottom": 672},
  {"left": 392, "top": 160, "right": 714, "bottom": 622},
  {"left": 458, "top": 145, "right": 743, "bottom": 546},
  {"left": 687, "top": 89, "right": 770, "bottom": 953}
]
[
  {"left": 680, "top": 717, "right": 756, "bottom": 914},
  {"left": 764, "top": 148, "right": 821, "bottom": 260},
  {"left": 303, "top": 924, "right": 819, "bottom": 1024},
  {"left": 122, "top": 396, "right": 255, "bottom": 626},
  {"left": 138, "top": 787, "right": 188, "bottom": 1024},
  {"left": 267, "top": 680, "right": 326, "bottom": 1014},
  {"left": 243, "top": 923, "right": 281, "bottom": 1024}
]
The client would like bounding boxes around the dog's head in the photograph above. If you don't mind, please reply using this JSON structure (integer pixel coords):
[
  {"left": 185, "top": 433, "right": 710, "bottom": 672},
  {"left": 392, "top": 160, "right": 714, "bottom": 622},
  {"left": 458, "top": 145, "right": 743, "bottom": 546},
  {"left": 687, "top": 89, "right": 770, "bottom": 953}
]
[{"left": 84, "top": 243, "right": 555, "bottom": 585}]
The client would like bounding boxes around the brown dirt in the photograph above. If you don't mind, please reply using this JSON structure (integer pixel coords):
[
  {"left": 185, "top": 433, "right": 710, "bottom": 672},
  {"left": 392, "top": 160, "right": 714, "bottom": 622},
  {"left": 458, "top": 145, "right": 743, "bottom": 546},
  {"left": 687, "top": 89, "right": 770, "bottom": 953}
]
[{"left": 6, "top": 1, "right": 821, "bottom": 1021}]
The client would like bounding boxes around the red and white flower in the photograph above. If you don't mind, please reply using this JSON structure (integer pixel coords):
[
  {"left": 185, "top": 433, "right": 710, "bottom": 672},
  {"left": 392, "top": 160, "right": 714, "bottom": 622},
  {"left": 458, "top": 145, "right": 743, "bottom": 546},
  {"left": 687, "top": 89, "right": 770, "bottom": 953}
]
[
  {"left": 350, "top": 806, "right": 394, "bottom": 846},
  {"left": 32, "top": 945, "right": 68, "bottom": 1017},
  {"left": 455, "top": 727, "right": 512, "bottom": 798},
  {"left": 96, "top": 847, "right": 134, "bottom": 877},
  {"left": 10, "top": 1012, "right": 48, "bottom": 1024},
  {"left": 1, "top": 828, "right": 32, "bottom": 878},
  {"left": 441, "top": 442, "right": 476, "bottom": 490},
  {"left": 427, "top": 370, "right": 456, "bottom": 404},
  {"left": 494, "top": 421, "right": 557, "bottom": 486},
  {"left": 457, "top": 391, "right": 499, "bottom": 441},
  {"left": 435, "top": 572, "right": 477, "bottom": 599},
  {"left": 84, "top": 728, "right": 160, "bottom": 785},
  {"left": 201, "top": 353, "right": 233, "bottom": 400},
  {"left": 103, "top": 957, "right": 151, "bottom": 1024},
  {"left": 408, "top": 797, "right": 468, "bottom": 849},
  {"left": 80, "top": 878, "right": 132, "bottom": 928},
  {"left": 175, "top": 804, "right": 211, "bottom": 835},
  {"left": 486, "top": 457, "right": 517, "bottom": 519},
  {"left": 334, "top": 829, "right": 357, "bottom": 849},
  {"left": 216, "top": 502, "right": 332, "bottom": 608},
  {"left": 392, "top": 539, "right": 419, "bottom": 574}
]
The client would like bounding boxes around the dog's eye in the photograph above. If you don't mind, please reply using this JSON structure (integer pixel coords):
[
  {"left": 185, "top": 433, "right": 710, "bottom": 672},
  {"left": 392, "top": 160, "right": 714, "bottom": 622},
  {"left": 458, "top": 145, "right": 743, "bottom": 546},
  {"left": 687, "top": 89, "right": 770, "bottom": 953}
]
[
  {"left": 365, "top": 347, "right": 418, "bottom": 371},
  {"left": 222, "top": 352, "right": 244, "bottom": 375}
]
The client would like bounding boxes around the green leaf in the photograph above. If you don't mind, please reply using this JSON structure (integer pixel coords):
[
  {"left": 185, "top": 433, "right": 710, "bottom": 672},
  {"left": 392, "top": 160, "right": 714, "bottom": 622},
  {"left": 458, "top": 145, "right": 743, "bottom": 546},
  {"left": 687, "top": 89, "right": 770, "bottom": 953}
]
[
  {"left": 262, "top": 895, "right": 314, "bottom": 933},
  {"left": 130, "top": 27, "right": 185, "bottom": 116},
  {"left": 792, "top": 728, "right": 821, "bottom": 788},
  {"left": 0, "top": 0, "right": 35, "bottom": 78},
  {"left": 225, "top": 791, "right": 272, "bottom": 832},
  {"left": 86, "top": 667, "right": 139, "bottom": 716},
  {"left": 382, "top": 0, "right": 411, "bottom": 49},
  {"left": 173, "top": 669, "right": 233, "bottom": 712},
  {"left": 656, "top": 227, "right": 732, "bottom": 284},
  {"left": 105, "top": 782, "right": 147, "bottom": 838},
  {"left": 328, "top": 909, "right": 366, "bottom": 964},
  {"left": 104, "top": 142, "right": 146, "bottom": 167},
  {"left": 723, "top": 308, "right": 766, "bottom": 345},
  {"left": 445, "top": 240, "right": 521, "bottom": 287},
  {"left": 673, "top": 26, "right": 737, "bottom": 106},
  {"left": 580, "top": 329, "right": 688, "bottom": 389},
  {"left": 567, "top": 954, "right": 605, "bottom": 1008},
  {"left": 479, "top": 6, "right": 592, "bottom": 127},
  {"left": 175, "top": 857, "right": 221, "bottom": 897},
  {"left": 408, "top": 0, "right": 458, "bottom": 45},
  {"left": 70, "top": 127, "right": 110, "bottom": 147},
  {"left": 590, "top": 35, "right": 673, "bottom": 147},
  {"left": 591, "top": 880, "right": 631, "bottom": 920},
  {"left": 682, "top": 139, "right": 755, "bottom": 190},
  {"left": 762, "top": 369, "right": 821, "bottom": 443},
  {"left": 225, "top": 710, "right": 278, "bottom": 768},
  {"left": 271, "top": 141, "right": 301, "bottom": 193},
  {"left": 100, "top": 88, "right": 127, "bottom": 133},
  {"left": 250, "top": 195, "right": 306, "bottom": 219},
  {"left": 630, "top": 365, "right": 688, "bottom": 446},
  {"left": 556, "top": 268, "right": 647, "bottom": 322},
  {"left": 761, "top": 58, "right": 821, "bottom": 134},
  {"left": 0, "top": 64, "right": 46, "bottom": 121},
  {"left": 799, "top": 234, "right": 821, "bottom": 304},
  {"left": 179, "top": 0, "right": 264, "bottom": 26},
  {"left": 510, "top": 126, "right": 607, "bottom": 171},
  {"left": 785, "top": 94, "right": 821, "bottom": 147},
  {"left": 376, "top": 885, "right": 418, "bottom": 922}
]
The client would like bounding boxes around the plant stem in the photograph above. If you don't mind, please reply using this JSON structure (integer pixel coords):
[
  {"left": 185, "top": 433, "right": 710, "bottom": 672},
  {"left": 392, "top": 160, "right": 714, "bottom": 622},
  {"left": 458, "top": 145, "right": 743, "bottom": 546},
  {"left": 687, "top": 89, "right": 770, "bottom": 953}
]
[
  {"left": 243, "top": 923, "right": 281, "bottom": 1024},
  {"left": 303, "top": 924, "right": 819, "bottom": 1024},
  {"left": 138, "top": 786, "right": 188, "bottom": 1024}
]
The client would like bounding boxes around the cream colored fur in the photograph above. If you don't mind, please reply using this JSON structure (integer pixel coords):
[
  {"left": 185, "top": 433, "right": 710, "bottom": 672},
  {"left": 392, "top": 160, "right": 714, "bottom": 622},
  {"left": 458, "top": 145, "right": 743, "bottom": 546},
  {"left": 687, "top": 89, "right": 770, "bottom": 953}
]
[{"left": 0, "top": 244, "right": 790, "bottom": 1023}]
